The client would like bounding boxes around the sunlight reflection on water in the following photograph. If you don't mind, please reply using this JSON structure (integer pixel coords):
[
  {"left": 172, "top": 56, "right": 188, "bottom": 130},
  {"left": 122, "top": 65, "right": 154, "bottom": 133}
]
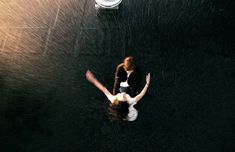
[{"left": 0, "top": 0, "right": 86, "bottom": 88}]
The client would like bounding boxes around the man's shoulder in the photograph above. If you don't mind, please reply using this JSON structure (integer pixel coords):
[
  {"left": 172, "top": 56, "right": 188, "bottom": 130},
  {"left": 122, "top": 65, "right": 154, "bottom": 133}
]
[
  {"left": 116, "top": 63, "right": 125, "bottom": 69},
  {"left": 117, "top": 63, "right": 124, "bottom": 67}
]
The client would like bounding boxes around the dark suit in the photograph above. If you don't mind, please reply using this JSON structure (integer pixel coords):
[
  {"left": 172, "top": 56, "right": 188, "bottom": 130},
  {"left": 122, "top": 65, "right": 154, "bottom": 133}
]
[{"left": 113, "top": 63, "right": 142, "bottom": 97}]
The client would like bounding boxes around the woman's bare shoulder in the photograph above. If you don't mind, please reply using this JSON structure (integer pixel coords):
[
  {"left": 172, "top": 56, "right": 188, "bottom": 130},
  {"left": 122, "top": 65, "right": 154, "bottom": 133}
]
[{"left": 107, "top": 94, "right": 117, "bottom": 103}]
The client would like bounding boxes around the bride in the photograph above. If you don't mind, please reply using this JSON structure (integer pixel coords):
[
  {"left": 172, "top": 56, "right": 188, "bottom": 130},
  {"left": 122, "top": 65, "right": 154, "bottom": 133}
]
[{"left": 85, "top": 70, "right": 150, "bottom": 121}]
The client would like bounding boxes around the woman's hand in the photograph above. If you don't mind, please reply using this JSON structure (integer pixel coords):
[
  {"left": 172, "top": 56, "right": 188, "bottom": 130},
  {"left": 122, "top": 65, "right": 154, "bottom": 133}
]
[
  {"left": 146, "top": 73, "right": 150, "bottom": 85},
  {"left": 86, "top": 70, "right": 95, "bottom": 82}
]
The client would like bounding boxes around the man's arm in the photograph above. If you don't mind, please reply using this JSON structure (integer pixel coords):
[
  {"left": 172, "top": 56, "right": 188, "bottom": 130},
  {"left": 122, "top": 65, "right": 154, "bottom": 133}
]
[{"left": 113, "top": 64, "right": 123, "bottom": 95}]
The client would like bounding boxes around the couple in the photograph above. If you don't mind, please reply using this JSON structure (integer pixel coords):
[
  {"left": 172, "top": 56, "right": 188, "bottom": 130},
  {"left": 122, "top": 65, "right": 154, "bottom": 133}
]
[{"left": 86, "top": 56, "right": 151, "bottom": 121}]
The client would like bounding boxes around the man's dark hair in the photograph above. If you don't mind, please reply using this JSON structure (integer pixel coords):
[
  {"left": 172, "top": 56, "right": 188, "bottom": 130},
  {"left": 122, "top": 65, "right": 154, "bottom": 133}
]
[{"left": 123, "top": 56, "right": 135, "bottom": 71}]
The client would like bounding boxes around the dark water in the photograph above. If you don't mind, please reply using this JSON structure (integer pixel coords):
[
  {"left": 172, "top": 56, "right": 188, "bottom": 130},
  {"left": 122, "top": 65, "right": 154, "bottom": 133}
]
[{"left": 0, "top": 0, "right": 234, "bottom": 152}]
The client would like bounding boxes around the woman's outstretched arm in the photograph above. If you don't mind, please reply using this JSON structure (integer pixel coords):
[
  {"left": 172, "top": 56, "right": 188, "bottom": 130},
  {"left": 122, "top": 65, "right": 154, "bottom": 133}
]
[
  {"left": 86, "top": 70, "right": 115, "bottom": 103},
  {"left": 133, "top": 73, "right": 151, "bottom": 102}
]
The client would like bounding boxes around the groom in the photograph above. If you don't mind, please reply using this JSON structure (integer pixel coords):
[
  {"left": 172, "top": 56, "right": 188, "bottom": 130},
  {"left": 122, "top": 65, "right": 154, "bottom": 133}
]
[{"left": 113, "top": 56, "right": 143, "bottom": 97}]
